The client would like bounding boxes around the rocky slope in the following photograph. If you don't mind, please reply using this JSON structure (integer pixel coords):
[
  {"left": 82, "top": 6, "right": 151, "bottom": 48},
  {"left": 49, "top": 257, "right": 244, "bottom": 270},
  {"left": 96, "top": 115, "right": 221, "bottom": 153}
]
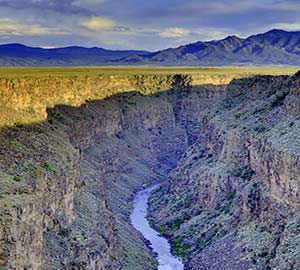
[
  {"left": 0, "top": 76, "right": 191, "bottom": 269},
  {"left": 0, "top": 73, "right": 223, "bottom": 270},
  {"left": 0, "top": 70, "right": 300, "bottom": 270},
  {"left": 149, "top": 71, "right": 300, "bottom": 269}
]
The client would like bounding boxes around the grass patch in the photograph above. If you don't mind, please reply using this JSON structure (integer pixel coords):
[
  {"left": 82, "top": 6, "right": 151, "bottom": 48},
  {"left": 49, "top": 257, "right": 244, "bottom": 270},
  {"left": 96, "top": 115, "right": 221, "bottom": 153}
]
[
  {"left": 43, "top": 161, "right": 57, "bottom": 173},
  {"left": 0, "top": 66, "right": 296, "bottom": 78},
  {"left": 158, "top": 217, "right": 185, "bottom": 234},
  {"left": 172, "top": 239, "right": 190, "bottom": 262},
  {"left": 13, "top": 176, "right": 22, "bottom": 182}
]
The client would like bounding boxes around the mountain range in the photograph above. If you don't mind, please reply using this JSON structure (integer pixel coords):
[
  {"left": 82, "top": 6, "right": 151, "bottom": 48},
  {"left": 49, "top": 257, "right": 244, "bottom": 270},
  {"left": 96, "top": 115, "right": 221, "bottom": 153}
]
[{"left": 1, "top": 29, "right": 300, "bottom": 66}]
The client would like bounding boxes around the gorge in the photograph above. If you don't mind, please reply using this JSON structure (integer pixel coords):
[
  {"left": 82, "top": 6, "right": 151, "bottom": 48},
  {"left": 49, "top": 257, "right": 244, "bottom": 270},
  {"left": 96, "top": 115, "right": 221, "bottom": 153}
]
[
  {"left": 0, "top": 67, "right": 300, "bottom": 270},
  {"left": 130, "top": 184, "right": 184, "bottom": 270}
]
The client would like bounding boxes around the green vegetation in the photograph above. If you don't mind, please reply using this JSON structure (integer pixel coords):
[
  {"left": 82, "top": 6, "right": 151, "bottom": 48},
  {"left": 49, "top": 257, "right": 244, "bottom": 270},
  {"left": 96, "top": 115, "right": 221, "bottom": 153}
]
[
  {"left": 58, "top": 227, "right": 72, "bottom": 237},
  {"left": 13, "top": 176, "right": 22, "bottom": 182},
  {"left": 270, "top": 90, "right": 289, "bottom": 109},
  {"left": 230, "top": 166, "right": 255, "bottom": 181},
  {"left": 0, "top": 66, "right": 296, "bottom": 78},
  {"left": 171, "top": 239, "right": 190, "bottom": 262},
  {"left": 43, "top": 161, "right": 57, "bottom": 173},
  {"left": 18, "top": 189, "right": 31, "bottom": 194},
  {"left": 14, "top": 120, "right": 24, "bottom": 128},
  {"left": 289, "top": 121, "right": 295, "bottom": 127},
  {"left": 159, "top": 218, "right": 185, "bottom": 234},
  {"left": 254, "top": 125, "right": 268, "bottom": 133}
]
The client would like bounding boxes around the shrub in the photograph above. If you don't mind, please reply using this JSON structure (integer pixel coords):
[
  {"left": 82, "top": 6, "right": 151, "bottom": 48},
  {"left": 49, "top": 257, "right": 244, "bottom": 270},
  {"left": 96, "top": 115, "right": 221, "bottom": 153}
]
[
  {"left": 289, "top": 121, "right": 295, "bottom": 127},
  {"left": 165, "top": 217, "right": 184, "bottom": 231},
  {"left": 257, "top": 250, "right": 268, "bottom": 257},
  {"left": 253, "top": 107, "right": 267, "bottom": 114},
  {"left": 14, "top": 120, "right": 24, "bottom": 128},
  {"left": 58, "top": 228, "right": 71, "bottom": 237},
  {"left": 254, "top": 126, "right": 267, "bottom": 133},
  {"left": 43, "top": 161, "right": 57, "bottom": 173},
  {"left": 231, "top": 166, "right": 255, "bottom": 181},
  {"left": 18, "top": 189, "right": 30, "bottom": 194},
  {"left": 270, "top": 91, "right": 289, "bottom": 109},
  {"left": 227, "top": 190, "right": 237, "bottom": 201},
  {"left": 172, "top": 239, "right": 190, "bottom": 262},
  {"left": 13, "top": 176, "right": 22, "bottom": 182}
]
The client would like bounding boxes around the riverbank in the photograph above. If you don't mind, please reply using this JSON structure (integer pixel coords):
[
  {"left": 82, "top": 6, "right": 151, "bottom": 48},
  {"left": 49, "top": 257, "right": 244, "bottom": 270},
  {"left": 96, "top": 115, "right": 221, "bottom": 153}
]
[{"left": 130, "top": 184, "right": 184, "bottom": 270}]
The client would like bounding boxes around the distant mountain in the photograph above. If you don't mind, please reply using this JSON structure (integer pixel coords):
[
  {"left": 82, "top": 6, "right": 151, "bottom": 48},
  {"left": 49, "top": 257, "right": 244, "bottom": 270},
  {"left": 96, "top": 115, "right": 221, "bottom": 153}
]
[
  {"left": 0, "top": 44, "right": 149, "bottom": 66},
  {"left": 0, "top": 29, "right": 300, "bottom": 66},
  {"left": 118, "top": 29, "right": 300, "bottom": 66}
]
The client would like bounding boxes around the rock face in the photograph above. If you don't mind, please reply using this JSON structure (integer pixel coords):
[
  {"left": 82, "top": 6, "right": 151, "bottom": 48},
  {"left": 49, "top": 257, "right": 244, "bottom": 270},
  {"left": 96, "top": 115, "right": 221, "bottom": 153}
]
[
  {"left": 0, "top": 87, "right": 190, "bottom": 269},
  {"left": 0, "top": 73, "right": 232, "bottom": 127},
  {"left": 0, "top": 71, "right": 300, "bottom": 270},
  {"left": 149, "top": 73, "right": 300, "bottom": 269},
  {"left": 0, "top": 73, "right": 197, "bottom": 270}
]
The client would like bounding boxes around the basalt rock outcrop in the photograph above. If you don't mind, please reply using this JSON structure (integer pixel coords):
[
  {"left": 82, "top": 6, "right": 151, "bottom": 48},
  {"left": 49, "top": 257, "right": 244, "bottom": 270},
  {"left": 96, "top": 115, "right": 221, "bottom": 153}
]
[
  {"left": 0, "top": 71, "right": 300, "bottom": 270},
  {"left": 149, "top": 73, "right": 300, "bottom": 270},
  {"left": 0, "top": 86, "right": 189, "bottom": 269},
  {"left": 0, "top": 73, "right": 216, "bottom": 270}
]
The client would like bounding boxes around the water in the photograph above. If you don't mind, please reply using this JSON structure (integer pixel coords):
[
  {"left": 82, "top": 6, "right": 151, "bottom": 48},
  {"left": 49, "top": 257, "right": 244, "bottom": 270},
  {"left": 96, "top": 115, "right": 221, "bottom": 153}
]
[{"left": 130, "top": 184, "right": 184, "bottom": 270}]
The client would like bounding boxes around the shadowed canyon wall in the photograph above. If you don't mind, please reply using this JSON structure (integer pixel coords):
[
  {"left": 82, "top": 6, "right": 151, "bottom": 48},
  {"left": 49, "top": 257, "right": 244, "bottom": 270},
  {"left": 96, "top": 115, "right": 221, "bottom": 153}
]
[
  {"left": 149, "top": 72, "right": 300, "bottom": 270},
  {"left": 0, "top": 71, "right": 300, "bottom": 270}
]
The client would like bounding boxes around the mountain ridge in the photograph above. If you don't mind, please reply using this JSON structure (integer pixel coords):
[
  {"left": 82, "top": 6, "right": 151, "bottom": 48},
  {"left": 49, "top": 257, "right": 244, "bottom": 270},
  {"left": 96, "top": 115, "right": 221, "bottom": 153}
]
[
  {"left": 121, "top": 29, "right": 300, "bottom": 66},
  {"left": 0, "top": 29, "right": 300, "bottom": 66}
]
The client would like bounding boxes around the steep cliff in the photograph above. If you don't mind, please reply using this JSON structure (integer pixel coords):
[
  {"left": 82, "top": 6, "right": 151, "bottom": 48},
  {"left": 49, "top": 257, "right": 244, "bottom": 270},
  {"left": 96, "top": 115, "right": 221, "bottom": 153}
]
[
  {"left": 0, "top": 72, "right": 237, "bottom": 127},
  {"left": 149, "top": 73, "right": 300, "bottom": 270},
  {"left": 0, "top": 70, "right": 300, "bottom": 270},
  {"left": 0, "top": 73, "right": 201, "bottom": 270},
  {"left": 0, "top": 85, "right": 190, "bottom": 269}
]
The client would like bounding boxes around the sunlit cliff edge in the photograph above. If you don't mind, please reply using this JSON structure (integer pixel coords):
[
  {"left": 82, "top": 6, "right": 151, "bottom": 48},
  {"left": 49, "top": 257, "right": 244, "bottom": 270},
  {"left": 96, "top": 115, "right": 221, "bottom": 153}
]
[{"left": 0, "top": 67, "right": 296, "bottom": 126}]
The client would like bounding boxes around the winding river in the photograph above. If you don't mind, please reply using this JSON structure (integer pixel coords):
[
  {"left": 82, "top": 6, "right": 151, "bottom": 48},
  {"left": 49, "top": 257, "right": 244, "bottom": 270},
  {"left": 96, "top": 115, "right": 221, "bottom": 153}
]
[{"left": 130, "top": 184, "right": 184, "bottom": 270}]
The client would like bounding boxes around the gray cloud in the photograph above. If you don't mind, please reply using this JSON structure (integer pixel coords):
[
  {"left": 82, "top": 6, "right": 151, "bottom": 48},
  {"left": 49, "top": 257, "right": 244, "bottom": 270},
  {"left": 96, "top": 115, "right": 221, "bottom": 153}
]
[
  {"left": 0, "top": 0, "right": 299, "bottom": 50},
  {"left": 0, "top": 0, "right": 103, "bottom": 15}
]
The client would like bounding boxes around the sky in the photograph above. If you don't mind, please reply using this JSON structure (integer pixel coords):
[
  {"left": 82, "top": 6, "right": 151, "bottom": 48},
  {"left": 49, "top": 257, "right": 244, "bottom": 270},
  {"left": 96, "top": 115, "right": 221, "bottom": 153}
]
[{"left": 0, "top": 0, "right": 300, "bottom": 51}]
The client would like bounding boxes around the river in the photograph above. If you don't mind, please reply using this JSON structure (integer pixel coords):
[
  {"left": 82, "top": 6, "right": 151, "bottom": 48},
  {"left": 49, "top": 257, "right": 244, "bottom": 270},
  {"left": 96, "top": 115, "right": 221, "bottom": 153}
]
[{"left": 130, "top": 184, "right": 184, "bottom": 270}]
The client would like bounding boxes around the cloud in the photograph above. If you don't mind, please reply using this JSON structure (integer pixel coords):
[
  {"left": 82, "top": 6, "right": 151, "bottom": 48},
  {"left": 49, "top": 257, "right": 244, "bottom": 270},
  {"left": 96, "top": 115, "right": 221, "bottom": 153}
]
[
  {"left": 265, "top": 23, "right": 300, "bottom": 31},
  {"left": 0, "top": 18, "right": 66, "bottom": 36},
  {"left": 267, "top": 0, "right": 300, "bottom": 11},
  {"left": 40, "top": 46, "right": 57, "bottom": 49},
  {"left": 159, "top": 27, "right": 190, "bottom": 38},
  {"left": 191, "top": 27, "right": 235, "bottom": 41},
  {"left": 72, "top": 0, "right": 107, "bottom": 9},
  {"left": 0, "top": 0, "right": 98, "bottom": 15},
  {"left": 0, "top": 0, "right": 299, "bottom": 50},
  {"left": 81, "top": 16, "right": 116, "bottom": 31}
]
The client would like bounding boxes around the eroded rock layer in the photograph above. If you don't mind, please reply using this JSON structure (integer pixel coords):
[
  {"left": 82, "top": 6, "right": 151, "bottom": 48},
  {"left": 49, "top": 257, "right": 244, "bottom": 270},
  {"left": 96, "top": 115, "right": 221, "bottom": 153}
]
[
  {"left": 0, "top": 71, "right": 300, "bottom": 270},
  {"left": 149, "top": 73, "right": 300, "bottom": 270}
]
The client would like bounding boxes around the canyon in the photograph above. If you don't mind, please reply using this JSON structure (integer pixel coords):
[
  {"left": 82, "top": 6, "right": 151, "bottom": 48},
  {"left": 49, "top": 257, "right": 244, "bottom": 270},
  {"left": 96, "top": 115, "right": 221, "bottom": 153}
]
[{"left": 0, "top": 68, "right": 300, "bottom": 270}]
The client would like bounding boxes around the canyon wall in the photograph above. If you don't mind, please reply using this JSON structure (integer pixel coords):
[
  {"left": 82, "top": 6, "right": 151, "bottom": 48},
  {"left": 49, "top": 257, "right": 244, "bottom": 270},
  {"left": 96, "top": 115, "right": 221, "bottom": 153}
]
[
  {"left": 0, "top": 86, "right": 188, "bottom": 269},
  {"left": 0, "top": 73, "right": 235, "bottom": 127},
  {"left": 149, "top": 73, "right": 300, "bottom": 270},
  {"left": 1, "top": 71, "right": 300, "bottom": 270},
  {"left": 0, "top": 73, "right": 226, "bottom": 270}
]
